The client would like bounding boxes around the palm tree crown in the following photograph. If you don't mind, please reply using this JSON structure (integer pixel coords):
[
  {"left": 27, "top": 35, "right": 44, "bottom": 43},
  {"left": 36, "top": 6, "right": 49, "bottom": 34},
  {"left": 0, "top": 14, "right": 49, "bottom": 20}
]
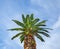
[{"left": 8, "top": 14, "right": 51, "bottom": 43}]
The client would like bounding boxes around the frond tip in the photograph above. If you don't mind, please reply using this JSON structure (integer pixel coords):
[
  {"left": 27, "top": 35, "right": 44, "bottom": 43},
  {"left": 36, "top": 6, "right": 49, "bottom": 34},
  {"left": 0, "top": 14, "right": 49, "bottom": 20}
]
[{"left": 30, "top": 14, "right": 34, "bottom": 20}]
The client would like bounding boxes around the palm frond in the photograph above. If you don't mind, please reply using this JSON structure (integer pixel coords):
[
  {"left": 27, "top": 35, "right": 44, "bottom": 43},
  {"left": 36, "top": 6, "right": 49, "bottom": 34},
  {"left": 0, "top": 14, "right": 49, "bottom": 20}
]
[
  {"left": 42, "top": 30, "right": 49, "bottom": 33},
  {"left": 43, "top": 28, "right": 53, "bottom": 30},
  {"left": 38, "top": 31, "right": 50, "bottom": 37},
  {"left": 30, "top": 14, "right": 34, "bottom": 20},
  {"left": 8, "top": 28, "right": 24, "bottom": 31},
  {"left": 32, "top": 18, "right": 40, "bottom": 25},
  {"left": 26, "top": 15, "right": 30, "bottom": 27},
  {"left": 26, "top": 14, "right": 29, "bottom": 21},
  {"left": 35, "top": 33, "right": 45, "bottom": 42},
  {"left": 38, "top": 28, "right": 49, "bottom": 33},
  {"left": 12, "top": 20, "right": 25, "bottom": 27},
  {"left": 36, "top": 20, "right": 47, "bottom": 26},
  {"left": 22, "top": 14, "right": 26, "bottom": 24},
  {"left": 11, "top": 33, "right": 22, "bottom": 40},
  {"left": 40, "top": 20, "right": 47, "bottom": 24},
  {"left": 20, "top": 34, "right": 25, "bottom": 43},
  {"left": 36, "top": 24, "right": 46, "bottom": 26}
]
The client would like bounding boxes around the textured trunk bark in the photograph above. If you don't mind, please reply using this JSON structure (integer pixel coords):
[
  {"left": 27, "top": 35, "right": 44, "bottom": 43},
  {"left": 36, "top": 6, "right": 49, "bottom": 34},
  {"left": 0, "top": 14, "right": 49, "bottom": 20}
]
[{"left": 24, "top": 34, "right": 36, "bottom": 49}]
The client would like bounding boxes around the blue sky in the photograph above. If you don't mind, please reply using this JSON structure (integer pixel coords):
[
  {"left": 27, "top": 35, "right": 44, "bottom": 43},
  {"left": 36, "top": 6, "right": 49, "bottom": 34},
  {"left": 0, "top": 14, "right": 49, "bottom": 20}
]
[{"left": 0, "top": 0, "right": 60, "bottom": 49}]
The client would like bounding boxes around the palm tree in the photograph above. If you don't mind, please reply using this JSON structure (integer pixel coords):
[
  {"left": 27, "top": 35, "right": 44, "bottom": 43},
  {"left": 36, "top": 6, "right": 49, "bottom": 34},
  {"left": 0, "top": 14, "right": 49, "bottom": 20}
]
[{"left": 8, "top": 14, "right": 51, "bottom": 49}]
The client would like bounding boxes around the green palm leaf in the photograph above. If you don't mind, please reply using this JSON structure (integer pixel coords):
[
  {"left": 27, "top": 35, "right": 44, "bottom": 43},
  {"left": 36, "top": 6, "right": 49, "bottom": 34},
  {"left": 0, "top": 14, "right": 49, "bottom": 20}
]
[
  {"left": 40, "top": 20, "right": 47, "bottom": 24},
  {"left": 22, "top": 14, "right": 26, "bottom": 24},
  {"left": 26, "top": 14, "right": 29, "bottom": 21},
  {"left": 36, "top": 24, "right": 46, "bottom": 26},
  {"left": 32, "top": 18, "right": 40, "bottom": 25},
  {"left": 43, "top": 28, "right": 53, "bottom": 30},
  {"left": 26, "top": 15, "right": 30, "bottom": 27},
  {"left": 42, "top": 30, "right": 49, "bottom": 33},
  {"left": 38, "top": 28, "right": 49, "bottom": 33},
  {"left": 11, "top": 33, "right": 22, "bottom": 40},
  {"left": 38, "top": 32, "right": 50, "bottom": 37},
  {"left": 30, "top": 14, "right": 34, "bottom": 20},
  {"left": 20, "top": 34, "right": 25, "bottom": 43},
  {"left": 35, "top": 33, "right": 45, "bottom": 42},
  {"left": 36, "top": 20, "right": 47, "bottom": 26},
  {"left": 12, "top": 20, "right": 25, "bottom": 27},
  {"left": 8, "top": 28, "right": 24, "bottom": 31}
]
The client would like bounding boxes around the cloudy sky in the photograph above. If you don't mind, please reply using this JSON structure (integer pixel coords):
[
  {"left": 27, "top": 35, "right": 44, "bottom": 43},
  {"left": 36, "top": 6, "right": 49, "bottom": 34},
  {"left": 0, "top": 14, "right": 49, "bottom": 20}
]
[{"left": 0, "top": 0, "right": 60, "bottom": 49}]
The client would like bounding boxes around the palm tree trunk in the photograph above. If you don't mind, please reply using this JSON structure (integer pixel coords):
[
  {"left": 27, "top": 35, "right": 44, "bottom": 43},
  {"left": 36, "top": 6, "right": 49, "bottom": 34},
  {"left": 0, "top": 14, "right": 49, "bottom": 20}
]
[{"left": 24, "top": 34, "right": 36, "bottom": 49}]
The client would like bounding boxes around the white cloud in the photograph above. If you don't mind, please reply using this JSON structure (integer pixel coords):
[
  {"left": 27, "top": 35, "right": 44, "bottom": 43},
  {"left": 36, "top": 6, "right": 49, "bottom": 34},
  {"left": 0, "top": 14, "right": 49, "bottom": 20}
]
[
  {"left": 52, "top": 16, "right": 60, "bottom": 29},
  {"left": 31, "top": 0, "right": 53, "bottom": 10}
]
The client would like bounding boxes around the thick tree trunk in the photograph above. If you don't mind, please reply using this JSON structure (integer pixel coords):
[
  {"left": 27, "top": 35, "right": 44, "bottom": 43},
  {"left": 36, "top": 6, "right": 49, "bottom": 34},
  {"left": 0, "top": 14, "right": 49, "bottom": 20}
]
[{"left": 24, "top": 34, "right": 36, "bottom": 49}]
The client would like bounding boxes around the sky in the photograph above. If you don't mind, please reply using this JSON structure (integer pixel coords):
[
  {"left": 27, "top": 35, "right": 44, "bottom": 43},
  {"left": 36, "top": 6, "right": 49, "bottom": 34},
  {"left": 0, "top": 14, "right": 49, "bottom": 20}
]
[{"left": 0, "top": 0, "right": 60, "bottom": 49}]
